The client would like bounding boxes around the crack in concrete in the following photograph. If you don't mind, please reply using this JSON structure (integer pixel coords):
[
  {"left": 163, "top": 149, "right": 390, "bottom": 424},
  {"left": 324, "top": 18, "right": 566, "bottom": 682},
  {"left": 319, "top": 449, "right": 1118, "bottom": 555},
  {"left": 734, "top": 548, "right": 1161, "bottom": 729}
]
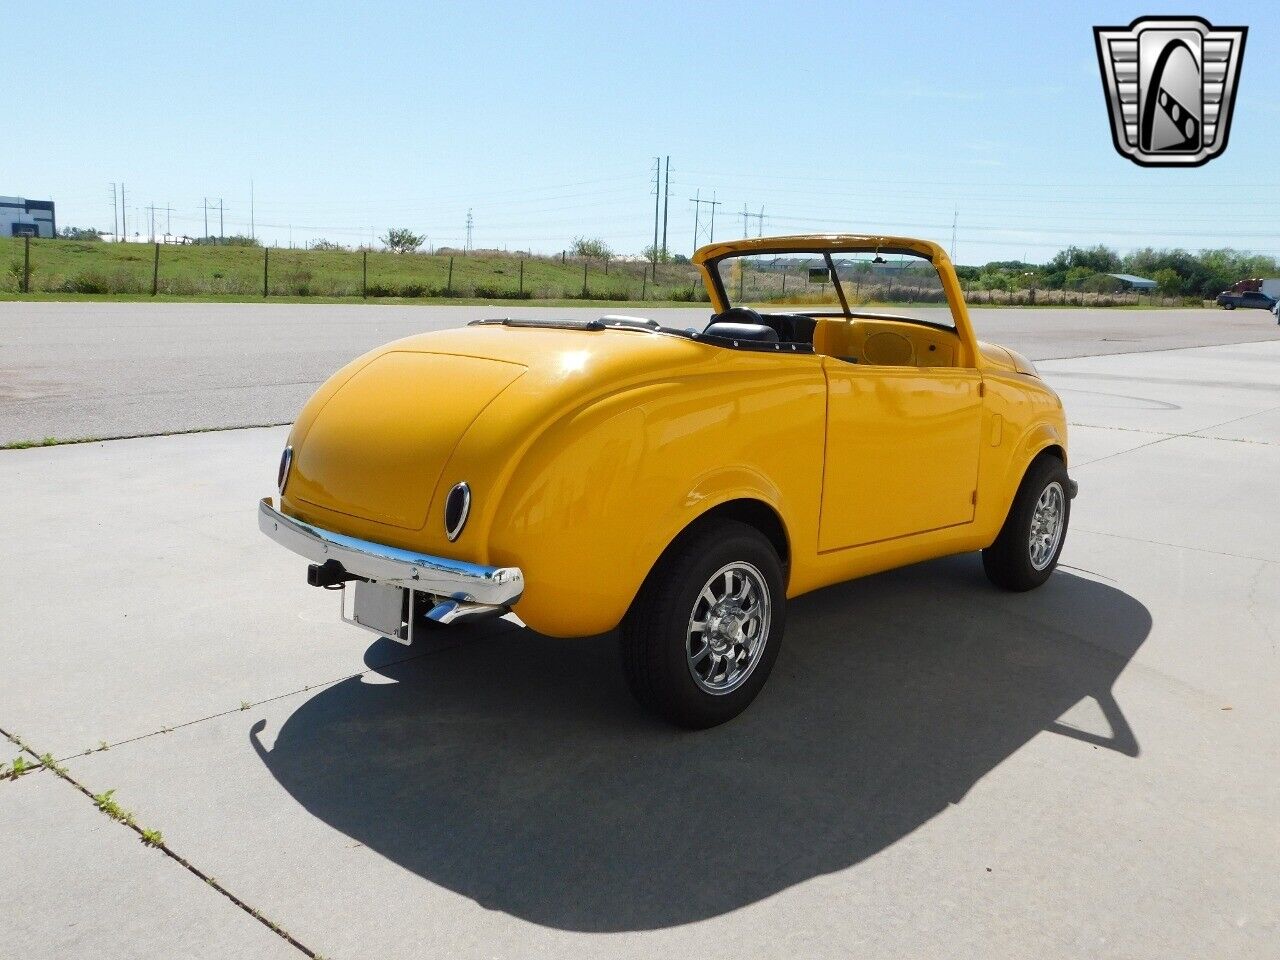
[
  {"left": 0, "top": 725, "right": 321, "bottom": 959},
  {"left": 1073, "top": 527, "right": 1278, "bottom": 566},
  {"left": 57, "top": 621, "right": 518, "bottom": 763},
  {"left": 1071, "top": 403, "right": 1280, "bottom": 468}
]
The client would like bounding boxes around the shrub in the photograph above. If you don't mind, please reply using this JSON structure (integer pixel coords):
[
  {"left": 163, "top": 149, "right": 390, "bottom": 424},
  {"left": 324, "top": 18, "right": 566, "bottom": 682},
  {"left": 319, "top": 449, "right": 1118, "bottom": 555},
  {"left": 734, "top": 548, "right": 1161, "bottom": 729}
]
[{"left": 472, "top": 285, "right": 532, "bottom": 300}]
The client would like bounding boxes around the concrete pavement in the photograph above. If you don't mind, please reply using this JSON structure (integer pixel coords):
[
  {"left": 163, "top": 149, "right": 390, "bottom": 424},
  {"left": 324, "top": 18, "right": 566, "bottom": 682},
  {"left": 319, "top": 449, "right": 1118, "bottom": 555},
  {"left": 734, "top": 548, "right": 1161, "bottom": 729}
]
[
  {"left": 1, "top": 338, "right": 1277, "bottom": 958},
  {"left": 1, "top": 300, "right": 1276, "bottom": 444}
]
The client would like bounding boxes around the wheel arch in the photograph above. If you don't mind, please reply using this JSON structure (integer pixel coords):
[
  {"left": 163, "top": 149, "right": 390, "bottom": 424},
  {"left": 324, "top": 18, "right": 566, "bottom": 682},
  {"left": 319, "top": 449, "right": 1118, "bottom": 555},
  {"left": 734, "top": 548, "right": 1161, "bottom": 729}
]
[{"left": 632, "top": 496, "right": 793, "bottom": 608}]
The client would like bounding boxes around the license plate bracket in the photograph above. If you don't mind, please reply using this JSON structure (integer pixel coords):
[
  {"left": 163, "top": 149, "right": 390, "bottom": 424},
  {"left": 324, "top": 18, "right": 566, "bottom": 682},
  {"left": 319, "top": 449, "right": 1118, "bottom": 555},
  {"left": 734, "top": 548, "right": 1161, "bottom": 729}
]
[{"left": 348, "top": 580, "right": 408, "bottom": 642}]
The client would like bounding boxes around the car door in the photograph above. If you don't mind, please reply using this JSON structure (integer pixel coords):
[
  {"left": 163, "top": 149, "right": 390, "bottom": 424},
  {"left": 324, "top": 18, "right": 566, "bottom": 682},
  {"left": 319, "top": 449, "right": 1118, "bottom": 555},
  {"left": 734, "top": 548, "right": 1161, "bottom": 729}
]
[{"left": 818, "top": 358, "right": 983, "bottom": 551}]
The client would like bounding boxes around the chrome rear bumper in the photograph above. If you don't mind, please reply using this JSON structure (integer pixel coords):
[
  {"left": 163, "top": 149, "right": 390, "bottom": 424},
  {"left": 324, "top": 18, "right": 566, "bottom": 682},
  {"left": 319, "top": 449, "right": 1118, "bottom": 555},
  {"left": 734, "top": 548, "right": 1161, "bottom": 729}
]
[{"left": 258, "top": 497, "right": 524, "bottom": 607}]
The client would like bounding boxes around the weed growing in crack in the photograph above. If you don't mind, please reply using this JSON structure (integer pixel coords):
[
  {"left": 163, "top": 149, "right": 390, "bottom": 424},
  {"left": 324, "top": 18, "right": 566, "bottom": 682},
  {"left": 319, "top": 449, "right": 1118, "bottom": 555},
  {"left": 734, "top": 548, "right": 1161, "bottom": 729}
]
[{"left": 92, "top": 789, "right": 137, "bottom": 827}]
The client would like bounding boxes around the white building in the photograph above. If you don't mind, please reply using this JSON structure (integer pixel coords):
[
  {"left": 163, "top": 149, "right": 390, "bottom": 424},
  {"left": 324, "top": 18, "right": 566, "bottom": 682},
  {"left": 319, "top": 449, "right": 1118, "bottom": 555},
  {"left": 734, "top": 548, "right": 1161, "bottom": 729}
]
[{"left": 1, "top": 196, "right": 56, "bottom": 238}]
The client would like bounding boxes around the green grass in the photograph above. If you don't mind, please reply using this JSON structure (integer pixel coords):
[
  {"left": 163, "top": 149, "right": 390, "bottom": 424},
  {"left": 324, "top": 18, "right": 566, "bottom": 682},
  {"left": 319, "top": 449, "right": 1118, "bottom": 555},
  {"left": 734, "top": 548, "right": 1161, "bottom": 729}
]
[
  {"left": 0, "top": 237, "right": 707, "bottom": 303},
  {"left": 0, "top": 238, "right": 1201, "bottom": 308}
]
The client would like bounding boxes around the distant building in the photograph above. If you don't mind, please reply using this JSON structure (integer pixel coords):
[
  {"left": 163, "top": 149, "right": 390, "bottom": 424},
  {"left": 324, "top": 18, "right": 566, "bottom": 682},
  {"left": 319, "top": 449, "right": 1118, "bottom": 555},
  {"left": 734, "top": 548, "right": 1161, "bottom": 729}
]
[
  {"left": 1106, "top": 273, "right": 1158, "bottom": 290},
  {"left": 0, "top": 197, "right": 56, "bottom": 238}
]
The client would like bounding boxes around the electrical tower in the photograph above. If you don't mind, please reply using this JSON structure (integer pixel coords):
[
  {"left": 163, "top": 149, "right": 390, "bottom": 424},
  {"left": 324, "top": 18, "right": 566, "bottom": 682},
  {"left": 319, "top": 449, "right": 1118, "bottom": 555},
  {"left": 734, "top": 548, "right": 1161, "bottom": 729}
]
[
  {"left": 465, "top": 209, "right": 474, "bottom": 252},
  {"left": 109, "top": 183, "right": 118, "bottom": 241},
  {"left": 689, "top": 190, "right": 721, "bottom": 251},
  {"left": 740, "top": 204, "right": 765, "bottom": 238}
]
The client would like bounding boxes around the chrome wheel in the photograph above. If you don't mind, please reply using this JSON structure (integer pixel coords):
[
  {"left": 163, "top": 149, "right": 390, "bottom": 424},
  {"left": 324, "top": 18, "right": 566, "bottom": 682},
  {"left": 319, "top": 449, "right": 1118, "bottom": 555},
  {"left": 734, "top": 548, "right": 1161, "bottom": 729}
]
[
  {"left": 686, "top": 561, "right": 772, "bottom": 695},
  {"left": 1028, "top": 481, "right": 1066, "bottom": 571}
]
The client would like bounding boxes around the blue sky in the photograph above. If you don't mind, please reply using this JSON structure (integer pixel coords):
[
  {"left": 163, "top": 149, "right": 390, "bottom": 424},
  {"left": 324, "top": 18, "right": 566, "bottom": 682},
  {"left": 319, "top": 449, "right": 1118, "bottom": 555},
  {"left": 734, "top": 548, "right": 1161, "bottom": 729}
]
[{"left": 14, "top": 1, "right": 1278, "bottom": 263}]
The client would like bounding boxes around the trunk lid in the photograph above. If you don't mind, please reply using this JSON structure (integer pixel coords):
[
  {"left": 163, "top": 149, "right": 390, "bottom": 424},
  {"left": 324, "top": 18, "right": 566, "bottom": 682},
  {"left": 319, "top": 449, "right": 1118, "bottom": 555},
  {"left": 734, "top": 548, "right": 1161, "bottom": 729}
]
[{"left": 290, "top": 351, "right": 525, "bottom": 530}]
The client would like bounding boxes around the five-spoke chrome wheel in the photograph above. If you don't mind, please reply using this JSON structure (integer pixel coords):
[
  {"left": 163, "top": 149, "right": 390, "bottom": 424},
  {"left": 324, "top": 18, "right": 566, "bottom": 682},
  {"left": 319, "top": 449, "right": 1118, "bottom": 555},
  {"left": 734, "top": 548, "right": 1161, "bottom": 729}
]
[
  {"left": 1028, "top": 481, "right": 1065, "bottom": 571},
  {"left": 686, "top": 561, "right": 772, "bottom": 695}
]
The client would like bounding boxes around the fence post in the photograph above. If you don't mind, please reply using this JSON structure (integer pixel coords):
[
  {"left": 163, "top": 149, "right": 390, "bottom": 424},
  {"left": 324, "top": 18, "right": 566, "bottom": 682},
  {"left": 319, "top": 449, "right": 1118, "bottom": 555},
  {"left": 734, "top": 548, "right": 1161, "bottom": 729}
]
[
  {"left": 518, "top": 257, "right": 524, "bottom": 295},
  {"left": 263, "top": 246, "right": 269, "bottom": 298},
  {"left": 362, "top": 249, "right": 367, "bottom": 299},
  {"left": 641, "top": 271, "right": 647, "bottom": 300},
  {"left": 781, "top": 268, "right": 787, "bottom": 296},
  {"left": 22, "top": 236, "right": 30, "bottom": 293},
  {"left": 582, "top": 261, "right": 588, "bottom": 298},
  {"left": 447, "top": 256, "right": 454, "bottom": 294},
  {"left": 151, "top": 242, "right": 160, "bottom": 296}
]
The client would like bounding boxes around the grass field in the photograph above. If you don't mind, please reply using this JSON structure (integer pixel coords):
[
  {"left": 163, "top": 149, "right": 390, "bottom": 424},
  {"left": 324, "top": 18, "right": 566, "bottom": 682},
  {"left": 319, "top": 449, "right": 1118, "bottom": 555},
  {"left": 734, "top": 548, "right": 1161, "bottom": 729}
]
[
  {"left": 0, "top": 238, "right": 707, "bottom": 302},
  {"left": 0, "top": 238, "right": 1196, "bottom": 308}
]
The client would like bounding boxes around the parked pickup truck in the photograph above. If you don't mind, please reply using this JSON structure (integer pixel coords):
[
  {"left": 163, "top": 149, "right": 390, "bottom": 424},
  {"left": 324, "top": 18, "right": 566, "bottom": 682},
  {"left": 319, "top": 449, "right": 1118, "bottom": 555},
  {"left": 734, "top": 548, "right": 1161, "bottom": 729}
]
[{"left": 1215, "top": 290, "right": 1277, "bottom": 311}]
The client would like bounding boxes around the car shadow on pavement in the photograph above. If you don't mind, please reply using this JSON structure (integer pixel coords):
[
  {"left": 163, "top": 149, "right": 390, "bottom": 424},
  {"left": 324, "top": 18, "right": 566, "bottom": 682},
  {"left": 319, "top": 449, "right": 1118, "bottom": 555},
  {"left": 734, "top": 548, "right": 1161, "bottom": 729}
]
[{"left": 252, "top": 554, "right": 1149, "bottom": 932}]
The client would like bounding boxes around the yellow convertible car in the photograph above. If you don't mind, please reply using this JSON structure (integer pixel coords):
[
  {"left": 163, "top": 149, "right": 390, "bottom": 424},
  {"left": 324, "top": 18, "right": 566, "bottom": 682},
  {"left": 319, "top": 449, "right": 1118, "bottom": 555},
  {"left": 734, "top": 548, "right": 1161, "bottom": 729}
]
[{"left": 260, "top": 234, "right": 1074, "bottom": 727}]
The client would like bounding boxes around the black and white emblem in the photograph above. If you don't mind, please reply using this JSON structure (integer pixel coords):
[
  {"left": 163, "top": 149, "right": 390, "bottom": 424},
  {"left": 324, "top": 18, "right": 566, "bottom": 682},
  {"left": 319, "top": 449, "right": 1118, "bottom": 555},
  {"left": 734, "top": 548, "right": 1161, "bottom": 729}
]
[{"left": 1094, "top": 17, "right": 1247, "bottom": 167}]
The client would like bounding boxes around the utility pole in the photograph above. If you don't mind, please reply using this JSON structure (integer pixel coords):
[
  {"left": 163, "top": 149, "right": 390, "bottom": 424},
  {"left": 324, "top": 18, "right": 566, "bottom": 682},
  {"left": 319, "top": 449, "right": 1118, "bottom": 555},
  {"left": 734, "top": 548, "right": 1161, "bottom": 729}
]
[
  {"left": 741, "top": 203, "right": 749, "bottom": 239},
  {"left": 146, "top": 203, "right": 156, "bottom": 242},
  {"left": 741, "top": 205, "right": 765, "bottom": 238},
  {"left": 661, "top": 155, "right": 670, "bottom": 260},
  {"left": 109, "top": 183, "right": 118, "bottom": 242},
  {"left": 218, "top": 198, "right": 224, "bottom": 239},
  {"left": 709, "top": 191, "right": 719, "bottom": 243},
  {"left": 651, "top": 157, "right": 661, "bottom": 274},
  {"left": 465, "top": 209, "right": 473, "bottom": 253},
  {"left": 160, "top": 203, "right": 174, "bottom": 239},
  {"left": 250, "top": 180, "right": 256, "bottom": 241},
  {"left": 203, "top": 197, "right": 209, "bottom": 239},
  {"left": 120, "top": 183, "right": 126, "bottom": 241}
]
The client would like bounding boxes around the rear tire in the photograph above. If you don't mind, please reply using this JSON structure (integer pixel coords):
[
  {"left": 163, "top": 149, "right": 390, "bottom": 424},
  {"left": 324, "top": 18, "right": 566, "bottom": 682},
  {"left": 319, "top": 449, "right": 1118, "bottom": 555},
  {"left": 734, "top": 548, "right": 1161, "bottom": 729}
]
[
  {"left": 982, "top": 455, "right": 1070, "bottom": 591},
  {"left": 622, "top": 519, "right": 785, "bottom": 729}
]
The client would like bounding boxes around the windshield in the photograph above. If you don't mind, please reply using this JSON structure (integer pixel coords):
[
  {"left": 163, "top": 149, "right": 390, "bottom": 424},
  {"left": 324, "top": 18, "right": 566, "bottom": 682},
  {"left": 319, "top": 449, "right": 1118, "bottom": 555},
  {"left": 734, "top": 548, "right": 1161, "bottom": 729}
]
[{"left": 713, "top": 249, "right": 952, "bottom": 326}]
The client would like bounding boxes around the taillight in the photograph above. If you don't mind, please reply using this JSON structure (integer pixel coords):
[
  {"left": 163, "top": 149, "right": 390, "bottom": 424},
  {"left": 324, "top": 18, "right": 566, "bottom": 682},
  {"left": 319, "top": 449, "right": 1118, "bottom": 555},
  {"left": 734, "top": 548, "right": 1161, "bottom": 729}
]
[
  {"left": 444, "top": 482, "right": 471, "bottom": 541},
  {"left": 277, "top": 446, "right": 293, "bottom": 494}
]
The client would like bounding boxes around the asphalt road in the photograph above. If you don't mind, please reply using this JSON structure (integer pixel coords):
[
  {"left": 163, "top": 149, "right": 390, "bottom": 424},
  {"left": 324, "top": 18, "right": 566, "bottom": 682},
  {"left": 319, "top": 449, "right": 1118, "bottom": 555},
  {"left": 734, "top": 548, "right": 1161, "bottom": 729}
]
[
  {"left": 2, "top": 338, "right": 1277, "bottom": 958},
  {"left": 2, "top": 300, "right": 1277, "bottom": 444}
]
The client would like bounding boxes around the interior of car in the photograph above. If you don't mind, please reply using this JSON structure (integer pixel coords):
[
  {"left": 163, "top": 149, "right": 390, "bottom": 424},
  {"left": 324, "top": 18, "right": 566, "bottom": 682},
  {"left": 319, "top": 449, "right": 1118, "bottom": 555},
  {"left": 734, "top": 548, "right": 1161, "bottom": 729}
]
[{"left": 703, "top": 306, "right": 960, "bottom": 368}]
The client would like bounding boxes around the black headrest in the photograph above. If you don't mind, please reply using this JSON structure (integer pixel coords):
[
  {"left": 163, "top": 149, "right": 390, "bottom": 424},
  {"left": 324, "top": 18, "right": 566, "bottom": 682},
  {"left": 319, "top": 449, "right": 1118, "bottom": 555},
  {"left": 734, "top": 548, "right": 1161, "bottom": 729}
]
[{"left": 703, "top": 322, "right": 779, "bottom": 343}]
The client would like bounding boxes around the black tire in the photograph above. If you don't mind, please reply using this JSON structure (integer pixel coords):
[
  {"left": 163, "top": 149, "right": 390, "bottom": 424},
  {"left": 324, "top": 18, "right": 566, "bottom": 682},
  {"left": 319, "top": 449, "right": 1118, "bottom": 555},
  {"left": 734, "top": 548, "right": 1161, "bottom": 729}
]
[
  {"left": 1223, "top": 302, "right": 1235, "bottom": 310},
  {"left": 622, "top": 519, "right": 786, "bottom": 729},
  {"left": 982, "top": 455, "right": 1071, "bottom": 592}
]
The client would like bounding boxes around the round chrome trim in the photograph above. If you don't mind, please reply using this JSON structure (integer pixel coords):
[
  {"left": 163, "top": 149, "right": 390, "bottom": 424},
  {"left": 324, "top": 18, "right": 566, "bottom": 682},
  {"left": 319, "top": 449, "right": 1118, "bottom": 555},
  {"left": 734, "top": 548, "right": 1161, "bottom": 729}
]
[
  {"left": 1029, "top": 481, "right": 1066, "bottom": 571},
  {"left": 686, "top": 561, "right": 772, "bottom": 696},
  {"left": 444, "top": 482, "right": 471, "bottom": 542},
  {"left": 277, "top": 446, "right": 293, "bottom": 494}
]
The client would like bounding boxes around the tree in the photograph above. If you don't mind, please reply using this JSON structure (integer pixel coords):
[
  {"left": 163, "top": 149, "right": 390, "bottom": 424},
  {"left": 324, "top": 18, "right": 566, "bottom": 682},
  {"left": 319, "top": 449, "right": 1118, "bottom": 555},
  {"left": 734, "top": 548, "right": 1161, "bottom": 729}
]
[
  {"left": 1152, "top": 268, "right": 1183, "bottom": 296},
  {"left": 58, "top": 226, "right": 103, "bottom": 241},
  {"left": 1047, "top": 244, "right": 1122, "bottom": 274},
  {"left": 571, "top": 237, "right": 613, "bottom": 259},
  {"left": 642, "top": 244, "right": 672, "bottom": 264},
  {"left": 381, "top": 228, "right": 425, "bottom": 254}
]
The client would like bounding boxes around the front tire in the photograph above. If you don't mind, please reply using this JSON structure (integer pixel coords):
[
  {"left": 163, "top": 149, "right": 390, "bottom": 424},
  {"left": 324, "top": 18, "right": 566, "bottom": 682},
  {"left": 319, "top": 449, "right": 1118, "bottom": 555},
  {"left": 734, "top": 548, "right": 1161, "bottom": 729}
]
[
  {"left": 982, "top": 455, "right": 1071, "bottom": 591},
  {"left": 622, "top": 519, "right": 785, "bottom": 729}
]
